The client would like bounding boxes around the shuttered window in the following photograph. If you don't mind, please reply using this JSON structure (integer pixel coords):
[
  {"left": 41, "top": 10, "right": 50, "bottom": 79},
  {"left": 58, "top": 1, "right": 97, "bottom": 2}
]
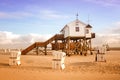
[
  {"left": 75, "top": 27, "right": 79, "bottom": 32},
  {"left": 86, "top": 29, "right": 89, "bottom": 34}
]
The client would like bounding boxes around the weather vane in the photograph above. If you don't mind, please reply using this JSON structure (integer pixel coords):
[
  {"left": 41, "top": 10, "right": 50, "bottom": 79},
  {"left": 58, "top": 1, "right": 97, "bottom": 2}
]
[
  {"left": 76, "top": 13, "right": 78, "bottom": 20},
  {"left": 87, "top": 14, "right": 90, "bottom": 24}
]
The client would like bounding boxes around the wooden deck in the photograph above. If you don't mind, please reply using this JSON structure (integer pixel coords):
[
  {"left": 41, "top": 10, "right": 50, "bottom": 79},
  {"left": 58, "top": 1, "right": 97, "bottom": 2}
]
[{"left": 22, "top": 33, "right": 95, "bottom": 56}]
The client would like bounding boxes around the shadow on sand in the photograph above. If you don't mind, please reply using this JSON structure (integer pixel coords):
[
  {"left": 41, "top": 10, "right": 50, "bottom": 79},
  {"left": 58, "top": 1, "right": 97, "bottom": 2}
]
[
  {"left": 0, "top": 62, "right": 9, "bottom": 67},
  {"left": 20, "top": 66, "right": 52, "bottom": 70},
  {"left": 0, "top": 62, "right": 52, "bottom": 70},
  {"left": 70, "top": 62, "right": 96, "bottom": 67}
]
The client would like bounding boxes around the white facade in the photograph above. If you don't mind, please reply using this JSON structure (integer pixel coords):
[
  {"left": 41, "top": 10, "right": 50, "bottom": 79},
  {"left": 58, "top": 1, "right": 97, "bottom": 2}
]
[
  {"left": 86, "top": 27, "right": 92, "bottom": 38},
  {"left": 60, "top": 19, "right": 92, "bottom": 38}
]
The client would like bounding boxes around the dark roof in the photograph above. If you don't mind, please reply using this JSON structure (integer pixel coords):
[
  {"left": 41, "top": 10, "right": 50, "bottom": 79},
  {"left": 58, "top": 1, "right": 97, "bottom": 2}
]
[{"left": 86, "top": 24, "right": 92, "bottom": 28}]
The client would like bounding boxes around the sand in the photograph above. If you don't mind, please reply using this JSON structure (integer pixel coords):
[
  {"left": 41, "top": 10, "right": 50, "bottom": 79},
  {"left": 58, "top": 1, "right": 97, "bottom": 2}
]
[{"left": 0, "top": 51, "right": 120, "bottom": 80}]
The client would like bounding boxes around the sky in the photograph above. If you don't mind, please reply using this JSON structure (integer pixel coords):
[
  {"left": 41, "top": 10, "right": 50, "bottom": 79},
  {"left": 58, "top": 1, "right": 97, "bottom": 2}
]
[{"left": 0, "top": 0, "right": 120, "bottom": 48}]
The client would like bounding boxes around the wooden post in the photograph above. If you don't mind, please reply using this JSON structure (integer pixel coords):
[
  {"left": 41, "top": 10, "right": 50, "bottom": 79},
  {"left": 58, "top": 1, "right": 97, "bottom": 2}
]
[
  {"left": 44, "top": 46, "right": 47, "bottom": 55},
  {"left": 62, "top": 40, "right": 65, "bottom": 52},
  {"left": 80, "top": 39, "right": 82, "bottom": 55},
  {"left": 85, "top": 38, "right": 88, "bottom": 56},
  {"left": 74, "top": 40, "right": 77, "bottom": 54},
  {"left": 66, "top": 37, "right": 70, "bottom": 56},
  {"left": 89, "top": 39, "right": 93, "bottom": 55},
  {"left": 36, "top": 47, "right": 39, "bottom": 55},
  {"left": 83, "top": 38, "right": 87, "bottom": 56},
  {"left": 75, "top": 40, "right": 77, "bottom": 54},
  {"left": 55, "top": 39, "right": 58, "bottom": 51},
  {"left": 95, "top": 50, "right": 98, "bottom": 62}
]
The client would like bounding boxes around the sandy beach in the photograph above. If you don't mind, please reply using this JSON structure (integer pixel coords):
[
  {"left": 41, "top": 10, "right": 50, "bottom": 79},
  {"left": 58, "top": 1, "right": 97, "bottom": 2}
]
[{"left": 0, "top": 51, "right": 120, "bottom": 80}]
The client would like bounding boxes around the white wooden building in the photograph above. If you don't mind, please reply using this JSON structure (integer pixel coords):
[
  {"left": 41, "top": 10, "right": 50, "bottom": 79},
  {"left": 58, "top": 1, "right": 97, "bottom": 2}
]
[
  {"left": 60, "top": 19, "right": 92, "bottom": 39},
  {"left": 59, "top": 17, "right": 95, "bottom": 56},
  {"left": 21, "top": 15, "right": 95, "bottom": 56}
]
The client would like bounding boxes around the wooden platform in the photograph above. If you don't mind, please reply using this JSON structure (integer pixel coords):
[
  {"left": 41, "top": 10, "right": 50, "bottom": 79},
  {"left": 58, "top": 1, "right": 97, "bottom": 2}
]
[{"left": 22, "top": 33, "right": 95, "bottom": 55}]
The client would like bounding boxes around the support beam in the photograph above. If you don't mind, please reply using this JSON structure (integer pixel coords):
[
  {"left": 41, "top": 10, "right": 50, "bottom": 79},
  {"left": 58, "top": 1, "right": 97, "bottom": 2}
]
[
  {"left": 62, "top": 40, "right": 65, "bottom": 52},
  {"left": 79, "top": 39, "right": 83, "bottom": 55},
  {"left": 89, "top": 39, "right": 93, "bottom": 55},
  {"left": 83, "top": 38, "right": 87, "bottom": 56},
  {"left": 66, "top": 37, "right": 70, "bottom": 56},
  {"left": 36, "top": 47, "right": 39, "bottom": 55},
  {"left": 44, "top": 46, "right": 47, "bottom": 55},
  {"left": 55, "top": 39, "right": 58, "bottom": 51}
]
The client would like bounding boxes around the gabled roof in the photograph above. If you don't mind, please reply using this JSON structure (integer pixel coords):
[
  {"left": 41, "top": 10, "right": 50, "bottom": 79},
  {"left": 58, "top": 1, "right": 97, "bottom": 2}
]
[
  {"left": 60, "top": 25, "right": 68, "bottom": 32},
  {"left": 60, "top": 19, "right": 87, "bottom": 32},
  {"left": 86, "top": 24, "right": 92, "bottom": 28}
]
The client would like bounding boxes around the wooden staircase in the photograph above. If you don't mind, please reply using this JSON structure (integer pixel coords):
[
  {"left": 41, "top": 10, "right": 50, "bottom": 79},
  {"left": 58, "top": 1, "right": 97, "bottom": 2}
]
[{"left": 21, "top": 34, "right": 64, "bottom": 55}]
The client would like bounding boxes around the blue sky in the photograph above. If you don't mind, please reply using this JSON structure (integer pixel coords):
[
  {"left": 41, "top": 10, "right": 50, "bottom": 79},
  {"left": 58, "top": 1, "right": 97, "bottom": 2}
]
[{"left": 0, "top": 0, "right": 120, "bottom": 48}]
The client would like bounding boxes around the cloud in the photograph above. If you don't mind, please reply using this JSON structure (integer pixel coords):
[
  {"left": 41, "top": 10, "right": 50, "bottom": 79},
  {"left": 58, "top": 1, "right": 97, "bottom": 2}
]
[
  {"left": 0, "top": 9, "right": 70, "bottom": 20},
  {"left": 83, "top": 0, "right": 120, "bottom": 7},
  {"left": 0, "top": 30, "right": 120, "bottom": 49},
  {"left": 107, "top": 22, "right": 120, "bottom": 34},
  {"left": 1, "top": 20, "right": 120, "bottom": 49},
  {"left": 0, "top": 11, "right": 34, "bottom": 19},
  {"left": 92, "top": 33, "right": 120, "bottom": 47},
  {"left": 39, "top": 10, "right": 70, "bottom": 19},
  {"left": 93, "top": 21, "right": 120, "bottom": 47},
  {"left": 0, "top": 31, "right": 52, "bottom": 49}
]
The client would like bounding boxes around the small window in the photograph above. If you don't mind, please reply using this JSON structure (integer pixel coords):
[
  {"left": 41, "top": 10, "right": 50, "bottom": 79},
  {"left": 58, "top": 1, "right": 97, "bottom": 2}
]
[
  {"left": 75, "top": 27, "right": 79, "bottom": 32},
  {"left": 86, "top": 29, "right": 89, "bottom": 34}
]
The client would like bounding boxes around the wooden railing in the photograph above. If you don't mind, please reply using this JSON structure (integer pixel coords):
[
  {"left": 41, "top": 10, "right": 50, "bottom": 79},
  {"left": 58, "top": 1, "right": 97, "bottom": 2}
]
[{"left": 21, "top": 34, "right": 64, "bottom": 55}]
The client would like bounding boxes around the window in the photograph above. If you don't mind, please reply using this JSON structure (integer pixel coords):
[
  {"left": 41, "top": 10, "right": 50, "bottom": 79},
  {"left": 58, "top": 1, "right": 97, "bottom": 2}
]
[
  {"left": 75, "top": 27, "right": 79, "bottom": 32},
  {"left": 86, "top": 29, "right": 89, "bottom": 34}
]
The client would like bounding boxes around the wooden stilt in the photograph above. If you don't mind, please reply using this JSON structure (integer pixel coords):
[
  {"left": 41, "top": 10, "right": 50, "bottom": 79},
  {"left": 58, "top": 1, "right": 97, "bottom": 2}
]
[
  {"left": 62, "top": 40, "right": 65, "bottom": 52},
  {"left": 66, "top": 37, "right": 70, "bottom": 56},
  {"left": 79, "top": 39, "right": 82, "bottom": 55},
  {"left": 89, "top": 39, "right": 93, "bottom": 55},
  {"left": 36, "top": 47, "right": 39, "bottom": 55},
  {"left": 55, "top": 39, "right": 58, "bottom": 51},
  {"left": 44, "top": 46, "right": 47, "bottom": 55},
  {"left": 83, "top": 38, "right": 87, "bottom": 56}
]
